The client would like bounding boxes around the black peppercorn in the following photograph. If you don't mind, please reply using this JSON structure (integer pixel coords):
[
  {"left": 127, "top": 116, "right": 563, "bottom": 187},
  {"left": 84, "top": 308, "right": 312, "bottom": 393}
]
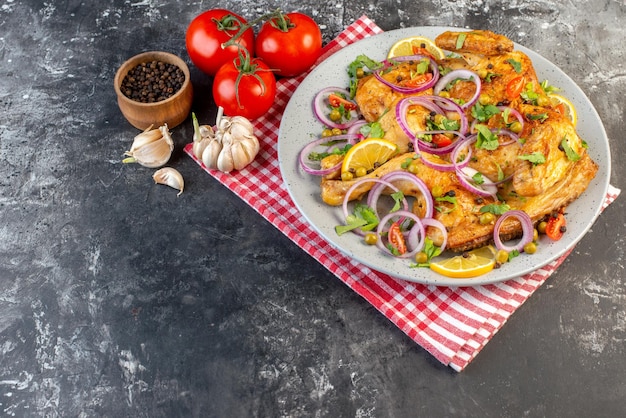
[{"left": 121, "top": 60, "right": 185, "bottom": 103}]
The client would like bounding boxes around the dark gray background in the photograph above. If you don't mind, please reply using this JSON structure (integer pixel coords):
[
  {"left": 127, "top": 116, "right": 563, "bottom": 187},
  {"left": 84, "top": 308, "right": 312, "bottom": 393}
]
[{"left": 1, "top": 0, "right": 624, "bottom": 416}]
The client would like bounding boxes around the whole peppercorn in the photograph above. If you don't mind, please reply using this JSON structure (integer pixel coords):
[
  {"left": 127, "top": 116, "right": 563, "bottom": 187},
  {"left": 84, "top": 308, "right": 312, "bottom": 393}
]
[{"left": 121, "top": 60, "right": 185, "bottom": 103}]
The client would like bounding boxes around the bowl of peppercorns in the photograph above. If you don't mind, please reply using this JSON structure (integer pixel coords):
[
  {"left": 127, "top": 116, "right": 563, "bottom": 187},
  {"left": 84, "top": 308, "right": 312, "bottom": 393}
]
[{"left": 114, "top": 51, "right": 193, "bottom": 130}]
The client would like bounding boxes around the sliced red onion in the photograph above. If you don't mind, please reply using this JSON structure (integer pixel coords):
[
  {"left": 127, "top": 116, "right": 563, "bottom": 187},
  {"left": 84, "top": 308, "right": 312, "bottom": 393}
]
[
  {"left": 498, "top": 105, "right": 525, "bottom": 132},
  {"left": 412, "top": 130, "right": 468, "bottom": 155},
  {"left": 375, "top": 210, "right": 426, "bottom": 258},
  {"left": 372, "top": 171, "right": 434, "bottom": 219},
  {"left": 421, "top": 218, "right": 448, "bottom": 253},
  {"left": 298, "top": 134, "right": 360, "bottom": 176},
  {"left": 493, "top": 210, "right": 534, "bottom": 253},
  {"left": 341, "top": 177, "right": 404, "bottom": 236},
  {"left": 419, "top": 151, "right": 455, "bottom": 172},
  {"left": 428, "top": 95, "right": 469, "bottom": 134},
  {"left": 468, "top": 123, "right": 521, "bottom": 147},
  {"left": 434, "top": 69, "right": 482, "bottom": 110},
  {"left": 450, "top": 135, "right": 474, "bottom": 171},
  {"left": 313, "top": 87, "right": 360, "bottom": 130},
  {"left": 374, "top": 55, "right": 439, "bottom": 94},
  {"left": 346, "top": 120, "right": 368, "bottom": 136},
  {"left": 456, "top": 166, "right": 498, "bottom": 197},
  {"left": 396, "top": 96, "right": 444, "bottom": 140}
]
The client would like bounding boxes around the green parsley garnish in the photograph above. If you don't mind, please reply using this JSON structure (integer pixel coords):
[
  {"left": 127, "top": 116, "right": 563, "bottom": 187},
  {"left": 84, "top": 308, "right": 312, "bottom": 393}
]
[
  {"left": 480, "top": 203, "right": 511, "bottom": 215},
  {"left": 335, "top": 203, "right": 379, "bottom": 236},
  {"left": 471, "top": 102, "right": 501, "bottom": 122},
  {"left": 456, "top": 33, "right": 467, "bottom": 50},
  {"left": 474, "top": 124, "right": 500, "bottom": 150},
  {"left": 518, "top": 152, "right": 546, "bottom": 165},
  {"left": 505, "top": 58, "right": 522, "bottom": 73},
  {"left": 560, "top": 137, "right": 581, "bottom": 161}
]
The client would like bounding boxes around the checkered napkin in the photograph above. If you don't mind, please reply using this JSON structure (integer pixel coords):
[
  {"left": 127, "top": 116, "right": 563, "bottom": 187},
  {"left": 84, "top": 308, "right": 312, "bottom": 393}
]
[{"left": 184, "top": 15, "right": 621, "bottom": 371}]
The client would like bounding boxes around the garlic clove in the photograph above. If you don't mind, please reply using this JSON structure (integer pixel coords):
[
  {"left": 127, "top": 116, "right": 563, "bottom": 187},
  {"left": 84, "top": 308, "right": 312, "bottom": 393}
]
[
  {"left": 124, "top": 135, "right": 172, "bottom": 167},
  {"left": 129, "top": 125, "right": 160, "bottom": 152},
  {"left": 159, "top": 124, "right": 174, "bottom": 152},
  {"left": 153, "top": 167, "right": 184, "bottom": 196},
  {"left": 216, "top": 144, "right": 235, "bottom": 173},
  {"left": 123, "top": 123, "right": 173, "bottom": 168},
  {"left": 229, "top": 142, "right": 251, "bottom": 171},
  {"left": 201, "top": 138, "right": 223, "bottom": 170}
]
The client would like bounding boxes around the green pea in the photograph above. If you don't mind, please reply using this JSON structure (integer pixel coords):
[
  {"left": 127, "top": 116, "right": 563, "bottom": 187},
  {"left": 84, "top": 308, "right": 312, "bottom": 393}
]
[
  {"left": 364, "top": 232, "right": 378, "bottom": 245},
  {"left": 479, "top": 212, "right": 496, "bottom": 225},
  {"left": 496, "top": 249, "right": 509, "bottom": 264},
  {"left": 523, "top": 242, "right": 537, "bottom": 254},
  {"left": 414, "top": 251, "right": 429, "bottom": 264}
]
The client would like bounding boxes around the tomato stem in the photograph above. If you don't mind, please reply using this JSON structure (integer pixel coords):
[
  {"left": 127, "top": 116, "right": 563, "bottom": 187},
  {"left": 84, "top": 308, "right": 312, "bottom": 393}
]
[
  {"left": 221, "top": 8, "right": 283, "bottom": 50},
  {"left": 232, "top": 48, "right": 273, "bottom": 110}
]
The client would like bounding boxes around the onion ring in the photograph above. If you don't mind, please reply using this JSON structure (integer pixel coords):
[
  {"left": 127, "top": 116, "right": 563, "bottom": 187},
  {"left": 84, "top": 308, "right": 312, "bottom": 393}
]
[{"left": 493, "top": 210, "right": 534, "bottom": 253}]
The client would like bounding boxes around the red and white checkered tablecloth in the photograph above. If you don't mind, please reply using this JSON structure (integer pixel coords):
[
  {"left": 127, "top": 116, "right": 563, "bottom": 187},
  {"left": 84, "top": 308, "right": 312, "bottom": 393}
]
[{"left": 184, "top": 15, "right": 620, "bottom": 371}]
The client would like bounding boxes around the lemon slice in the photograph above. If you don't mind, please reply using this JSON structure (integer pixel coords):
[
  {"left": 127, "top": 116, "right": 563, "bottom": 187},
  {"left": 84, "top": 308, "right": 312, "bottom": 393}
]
[
  {"left": 549, "top": 93, "right": 578, "bottom": 126},
  {"left": 341, "top": 138, "right": 398, "bottom": 178},
  {"left": 387, "top": 36, "right": 446, "bottom": 60},
  {"left": 430, "top": 246, "right": 497, "bottom": 278}
]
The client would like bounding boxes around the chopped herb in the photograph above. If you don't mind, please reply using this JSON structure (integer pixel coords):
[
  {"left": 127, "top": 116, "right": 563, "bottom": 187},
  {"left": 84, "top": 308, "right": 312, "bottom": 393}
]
[
  {"left": 508, "top": 249, "right": 520, "bottom": 261},
  {"left": 335, "top": 203, "right": 378, "bottom": 235},
  {"left": 401, "top": 154, "right": 420, "bottom": 169},
  {"left": 475, "top": 124, "right": 500, "bottom": 150},
  {"left": 427, "top": 115, "right": 460, "bottom": 131},
  {"left": 307, "top": 143, "right": 352, "bottom": 161},
  {"left": 480, "top": 203, "right": 511, "bottom": 215},
  {"left": 526, "top": 112, "right": 549, "bottom": 122},
  {"left": 484, "top": 72, "right": 501, "bottom": 82},
  {"left": 409, "top": 238, "right": 443, "bottom": 268},
  {"left": 435, "top": 195, "right": 458, "bottom": 213},
  {"left": 360, "top": 121, "right": 385, "bottom": 139},
  {"left": 521, "top": 82, "right": 539, "bottom": 104},
  {"left": 348, "top": 54, "right": 382, "bottom": 97},
  {"left": 456, "top": 33, "right": 467, "bottom": 50},
  {"left": 560, "top": 137, "right": 581, "bottom": 161},
  {"left": 505, "top": 58, "right": 522, "bottom": 74},
  {"left": 415, "top": 58, "right": 430, "bottom": 74},
  {"left": 472, "top": 102, "right": 501, "bottom": 122},
  {"left": 540, "top": 80, "right": 560, "bottom": 95},
  {"left": 518, "top": 152, "right": 546, "bottom": 165},
  {"left": 472, "top": 172, "right": 485, "bottom": 185},
  {"left": 390, "top": 191, "right": 404, "bottom": 212},
  {"left": 495, "top": 162, "right": 505, "bottom": 181}
]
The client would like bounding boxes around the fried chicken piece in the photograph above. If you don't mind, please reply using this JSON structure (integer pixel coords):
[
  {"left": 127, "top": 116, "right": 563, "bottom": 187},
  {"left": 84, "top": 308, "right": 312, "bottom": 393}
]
[
  {"left": 512, "top": 104, "right": 590, "bottom": 196},
  {"left": 435, "top": 30, "right": 514, "bottom": 56},
  {"left": 320, "top": 149, "right": 598, "bottom": 251}
]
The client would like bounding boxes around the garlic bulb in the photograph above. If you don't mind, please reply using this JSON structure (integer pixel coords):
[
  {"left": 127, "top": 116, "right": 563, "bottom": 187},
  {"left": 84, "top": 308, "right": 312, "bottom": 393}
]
[
  {"left": 153, "top": 167, "right": 184, "bottom": 196},
  {"left": 191, "top": 109, "right": 259, "bottom": 173},
  {"left": 123, "top": 124, "right": 173, "bottom": 168}
]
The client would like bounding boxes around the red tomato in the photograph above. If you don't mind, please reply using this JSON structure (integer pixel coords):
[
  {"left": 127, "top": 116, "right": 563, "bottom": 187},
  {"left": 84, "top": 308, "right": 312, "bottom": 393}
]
[
  {"left": 545, "top": 212, "right": 567, "bottom": 241},
  {"left": 388, "top": 221, "right": 407, "bottom": 255},
  {"left": 328, "top": 94, "right": 357, "bottom": 111},
  {"left": 255, "top": 12, "right": 322, "bottom": 77},
  {"left": 432, "top": 133, "right": 453, "bottom": 148},
  {"left": 212, "top": 52, "right": 277, "bottom": 120},
  {"left": 505, "top": 76, "right": 525, "bottom": 100},
  {"left": 186, "top": 9, "right": 255, "bottom": 76},
  {"left": 399, "top": 73, "right": 433, "bottom": 88}
]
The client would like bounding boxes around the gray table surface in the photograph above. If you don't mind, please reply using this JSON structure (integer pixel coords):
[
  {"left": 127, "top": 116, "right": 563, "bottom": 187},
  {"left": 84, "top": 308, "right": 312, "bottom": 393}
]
[{"left": 1, "top": 0, "right": 625, "bottom": 416}]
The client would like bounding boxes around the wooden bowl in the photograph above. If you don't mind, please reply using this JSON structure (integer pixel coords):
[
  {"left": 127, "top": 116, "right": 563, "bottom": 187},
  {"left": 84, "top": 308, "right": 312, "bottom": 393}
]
[{"left": 114, "top": 51, "right": 193, "bottom": 130}]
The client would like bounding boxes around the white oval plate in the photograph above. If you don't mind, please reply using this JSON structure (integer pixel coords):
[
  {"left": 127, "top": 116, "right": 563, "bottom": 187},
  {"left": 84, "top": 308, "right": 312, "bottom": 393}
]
[{"left": 278, "top": 27, "right": 611, "bottom": 286}]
